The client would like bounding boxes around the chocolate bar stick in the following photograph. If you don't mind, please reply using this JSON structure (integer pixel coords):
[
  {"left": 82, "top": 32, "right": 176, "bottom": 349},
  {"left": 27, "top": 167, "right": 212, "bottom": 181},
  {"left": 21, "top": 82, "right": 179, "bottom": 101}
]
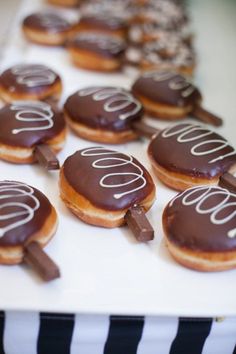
[
  {"left": 34, "top": 144, "right": 60, "bottom": 171},
  {"left": 125, "top": 205, "right": 154, "bottom": 242},
  {"left": 24, "top": 242, "right": 60, "bottom": 281},
  {"left": 219, "top": 173, "right": 236, "bottom": 193},
  {"left": 132, "top": 121, "right": 159, "bottom": 139},
  {"left": 192, "top": 105, "right": 222, "bottom": 127}
]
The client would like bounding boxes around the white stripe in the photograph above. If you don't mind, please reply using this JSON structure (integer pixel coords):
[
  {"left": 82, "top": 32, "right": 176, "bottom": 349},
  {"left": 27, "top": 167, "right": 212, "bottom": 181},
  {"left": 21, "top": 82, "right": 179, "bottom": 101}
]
[
  {"left": 3, "top": 311, "right": 39, "bottom": 354},
  {"left": 70, "top": 314, "right": 109, "bottom": 354},
  {"left": 202, "top": 318, "right": 236, "bottom": 354},
  {"left": 137, "top": 316, "right": 178, "bottom": 354}
]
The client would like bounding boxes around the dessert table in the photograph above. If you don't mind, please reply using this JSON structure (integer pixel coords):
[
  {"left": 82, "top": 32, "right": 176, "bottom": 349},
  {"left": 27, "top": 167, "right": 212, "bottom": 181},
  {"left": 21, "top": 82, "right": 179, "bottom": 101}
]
[{"left": 0, "top": 0, "right": 236, "bottom": 353}]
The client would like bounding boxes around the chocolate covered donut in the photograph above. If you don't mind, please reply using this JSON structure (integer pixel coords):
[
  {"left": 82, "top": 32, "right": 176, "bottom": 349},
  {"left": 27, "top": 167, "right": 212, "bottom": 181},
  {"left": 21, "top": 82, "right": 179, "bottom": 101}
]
[
  {"left": 163, "top": 185, "right": 236, "bottom": 271},
  {"left": 67, "top": 32, "right": 127, "bottom": 72},
  {"left": 22, "top": 12, "right": 78, "bottom": 46},
  {"left": 132, "top": 71, "right": 222, "bottom": 125},
  {"left": 0, "top": 180, "right": 58, "bottom": 265},
  {"left": 60, "top": 147, "right": 156, "bottom": 228},
  {"left": 148, "top": 123, "right": 236, "bottom": 191},
  {"left": 0, "top": 101, "right": 66, "bottom": 164},
  {"left": 0, "top": 64, "right": 62, "bottom": 103},
  {"left": 64, "top": 87, "right": 143, "bottom": 143},
  {"left": 77, "top": 14, "right": 128, "bottom": 39}
]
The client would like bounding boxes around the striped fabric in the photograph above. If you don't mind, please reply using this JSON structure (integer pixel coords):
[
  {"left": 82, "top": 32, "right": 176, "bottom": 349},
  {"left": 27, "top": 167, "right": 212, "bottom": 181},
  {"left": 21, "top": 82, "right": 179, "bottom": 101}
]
[{"left": 0, "top": 312, "right": 236, "bottom": 354}]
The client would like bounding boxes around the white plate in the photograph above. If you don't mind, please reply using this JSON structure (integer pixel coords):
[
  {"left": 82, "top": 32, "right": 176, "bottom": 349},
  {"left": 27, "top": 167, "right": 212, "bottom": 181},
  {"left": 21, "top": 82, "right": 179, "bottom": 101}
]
[{"left": 0, "top": 0, "right": 235, "bottom": 317}]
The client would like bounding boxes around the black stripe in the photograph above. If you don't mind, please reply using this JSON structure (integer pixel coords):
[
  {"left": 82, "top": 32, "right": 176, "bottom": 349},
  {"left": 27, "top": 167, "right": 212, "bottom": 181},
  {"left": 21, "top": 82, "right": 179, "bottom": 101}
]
[
  {"left": 170, "top": 317, "right": 213, "bottom": 354},
  {"left": 233, "top": 343, "right": 236, "bottom": 354},
  {"left": 104, "top": 315, "right": 144, "bottom": 354},
  {"left": 37, "top": 312, "right": 75, "bottom": 354},
  {"left": 0, "top": 311, "right": 5, "bottom": 354}
]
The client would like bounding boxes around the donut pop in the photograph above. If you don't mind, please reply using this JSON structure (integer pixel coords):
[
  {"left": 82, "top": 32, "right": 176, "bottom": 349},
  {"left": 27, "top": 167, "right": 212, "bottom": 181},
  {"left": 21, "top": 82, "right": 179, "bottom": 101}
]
[
  {"left": 0, "top": 101, "right": 66, "bottom": 170},
  {"left": 132, "top": 71, "right": 222, "bottom": 126},
  {"left": 67, "top": 32, "right": 127, "bottom": 72},
  {"left": 77, "top": 14, "right": 128, "bottom": 39},
  {"left": 22, "top": 12, "right": 78, "bottom": 46},
  {"left": 148, "top": 123, "right": 236, "bottom": 191},
  {"left": 64, "top": 87, "right": 157, "bottom": 144},
  {"left": 0, "top": 181, "right": 60, "bottom": 281},
  {"left": 60, "top": 147, "right": 156, "bottom": 242},
  {"left": 0, "top": 64, "right": 62, "bottom": 103},
  {"left": 162, "top": 180, "right": 236, "bottom": 272}
]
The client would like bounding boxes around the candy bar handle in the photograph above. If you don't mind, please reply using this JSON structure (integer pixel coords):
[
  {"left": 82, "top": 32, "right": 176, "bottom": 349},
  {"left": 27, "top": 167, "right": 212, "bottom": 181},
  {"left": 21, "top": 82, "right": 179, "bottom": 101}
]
[
  {"left": 24, "top": 242, "right": 60, "bottom": 281},
  {"left": 132, "top": 121, "right": 160, "bottom": 139},
  {"left": 125, "top": 205, "right": 154, "bottom": 242},
  {"left": 192, "top": 105, "right": 223, "bottom": 127},
  {"left": 219, "top": 172, "right": 236, "bottom": 193},
  {"left": 34, "top": 144, "right": 60, "bottom": 171}
]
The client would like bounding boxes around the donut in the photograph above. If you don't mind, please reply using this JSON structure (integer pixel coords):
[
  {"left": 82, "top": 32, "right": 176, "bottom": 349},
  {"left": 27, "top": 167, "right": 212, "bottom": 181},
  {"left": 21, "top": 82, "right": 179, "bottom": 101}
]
[
  {"left": 77, "top": 14, "right": 128, "bottom": 39},
  {"left": 64, "top": 87, "right": 143, "bottom": 143},
  {"left": 80, "top": 0, "right": 136, "bottom": 23},
  {"left": 162, "top": 185, "right": 236, "bottom": 271},
  {"left": 0, "top": 64, "right": 62, "bottom": 103},
  {"left": 0, "top": 180, "right": 58, "bottom": 265},
  {"left": 67, "top": 32, "right": 127, "bottom": 72},
  {"left": 138, "top": 40, "right": 195, "bottom": 75},
  {"left": 0, "top": 100, "right": 66, "bottom": 164},
  {"left": 129, "top": 23, "right": 191, "bottom": 45},
  {"left": 148, "top": 123, "right": 236, "bottom": 191},
  {"left": 59, "top": 147, "right": 156, "bottom": 228},
  {"left": 46, "top": 0, "right": 80, "bottom": 7},
  {"left": 22, "top": 12, "right": 78, "bottom": 46},
  {"left": 132, "top": 0, "right": 186, "bottom": 26},
  {"left": 132, "top": 71, "right": 222, "bottom": 126}
]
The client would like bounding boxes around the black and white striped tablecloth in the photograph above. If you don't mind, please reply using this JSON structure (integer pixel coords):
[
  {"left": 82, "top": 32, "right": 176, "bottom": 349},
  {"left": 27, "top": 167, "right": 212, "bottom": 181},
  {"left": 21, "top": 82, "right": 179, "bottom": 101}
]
[{"left": 0, "top": 312, "right": 236, "bottom": 354}]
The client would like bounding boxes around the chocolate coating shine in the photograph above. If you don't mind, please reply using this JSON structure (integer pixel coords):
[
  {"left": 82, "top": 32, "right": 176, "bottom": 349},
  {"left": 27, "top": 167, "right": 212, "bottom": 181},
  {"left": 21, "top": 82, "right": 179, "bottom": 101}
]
[
  {"left": 0, "top": 181, "right": 52, "bottom": 247},
  {"left": 148, "top": 123, "right": 236, "bottom": 178},
  {"left": 132, "top": 71, "right": 201, "bottom": 107},
  {"left": 64, "top": 87, "right": 143, "bottom": 132},
  {"left": 63, "top": 147, "right": 155, "bottom": 211},
  {"left": 0, "top": 101, "right": 65, "bottom": 148},
  {"left": 23, "top": 13, "right": 73, "bottom": 33},
  {"left": 0, "top": 64, "right": 61, "bottom": 94},
  {"left": 68, "top": 33, "right": 126, "bottom": 58},
  {"left": 163, "top": 186, "right": 236, "bottom": 252}
]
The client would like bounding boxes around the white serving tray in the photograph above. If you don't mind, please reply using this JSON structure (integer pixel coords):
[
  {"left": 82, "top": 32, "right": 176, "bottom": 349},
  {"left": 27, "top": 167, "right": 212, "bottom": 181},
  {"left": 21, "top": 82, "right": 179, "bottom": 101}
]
[{"left": 0, "top": 0, "right": 235, "bottom": 317}]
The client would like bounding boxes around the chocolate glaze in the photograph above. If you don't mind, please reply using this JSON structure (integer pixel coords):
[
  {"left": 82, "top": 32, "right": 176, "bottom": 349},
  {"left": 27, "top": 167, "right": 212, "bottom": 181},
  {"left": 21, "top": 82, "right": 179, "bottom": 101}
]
[
  {"left": 68, "top": 33, "right": 127, "bottom": 58},
  {"left": 63, "top": 147, "right": 155, "bottom": 211},
  {"left": 0, "top": 64, "right": 61, "bottom": 94},
  {"left": 23, "top": 12, "right": 73, "bottom": 33},
  {"left": 163, "top": 185, "right": 236, "bottom": 252},
  {"left": 0, "top": 181, "right": 53, "bottom": 247},
  {"left": 148, "top": 123, "right": 236, "bottom": 178},
  {"left": 0, "top": 101, "right": 65, "bottom": 148},
  {"left": 79, "top": 14, "right": 128, "bottom": 31},
  {"left": 64, "top": 87, "right": 143, "bottom": 132},
  {"left": 132, "top": 71, "right": 200, "bottom": 107}
]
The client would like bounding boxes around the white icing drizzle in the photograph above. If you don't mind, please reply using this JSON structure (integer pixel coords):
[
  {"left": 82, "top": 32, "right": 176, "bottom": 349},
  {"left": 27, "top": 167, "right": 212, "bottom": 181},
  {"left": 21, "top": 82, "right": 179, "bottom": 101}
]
[
  {"left": 169, "top": 185, "right": 236, "bottom": 238},
  {"left": 142, "top": 71, "right": 195, "bottom": 98},
  {"left": 10, "top": 101, "right": 54, "bottom": 135},
  {"left": 161, "top": 124, "right": 236, "bottom": 164},
  {"left": 81, "top": 147, "right": 146, "bottom": 199},
  {"left": 78, "top": 87, "right": 141, "bottom": 120},
  {"left": 75, "top": 33, "right": 125, "bottom": 54},
  {"left": 11, "top": 64, "right": 56, "bottom": 88},
  {"left": 0, "top": 181, "right": 40, "bottom": 238}
]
